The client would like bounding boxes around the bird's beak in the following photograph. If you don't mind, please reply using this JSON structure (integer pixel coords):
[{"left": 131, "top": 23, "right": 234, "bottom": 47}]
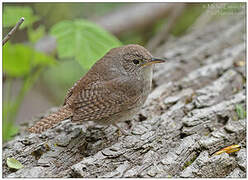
[{"left": 141, "top": 57, "right": 167, "bottom": 67}]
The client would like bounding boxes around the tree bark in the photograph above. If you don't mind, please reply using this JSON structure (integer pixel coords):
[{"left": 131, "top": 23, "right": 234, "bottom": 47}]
[{"left": 3, "top": 14, "right": 246, "bottom": 178}]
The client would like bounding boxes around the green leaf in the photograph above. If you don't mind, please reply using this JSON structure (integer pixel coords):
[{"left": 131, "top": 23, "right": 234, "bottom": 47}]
[
  {"left": 3, "top": 6, "right": 40, "bottom": 28},
  {"left": 3, "top": 122, "right": 19, "bottom": 142},
  {"left": 236, "top": 104, "right": 246, "bottom": 119},
  {"left": 7, "top": 158, "right": 24, "bottom": 170},
  {"left": 3, "top": 43, "right": 32, "bottom": 77},
  {"left": 3, "top": 43, "right": 56, "bottom": 77},
  {"left": 28, "top": 25, "right": 46, "bottom": 43},
  {"left": 33, "top": 50, "right": 56, "bottom": 66},
  {"left": 50, "top": 19, "right": 122, "bottom": 69},
  {"left": 3, "top": 101, "right": 19, "bottom": 142}
]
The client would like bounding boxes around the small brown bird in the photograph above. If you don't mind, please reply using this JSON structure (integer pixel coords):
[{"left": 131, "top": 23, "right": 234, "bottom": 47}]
[{"left": 29, "top": 44, "right": 166, "bottom": 134}]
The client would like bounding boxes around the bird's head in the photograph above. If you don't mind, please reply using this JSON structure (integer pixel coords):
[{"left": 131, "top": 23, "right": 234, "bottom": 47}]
[{"left": 105, "top": 44, "right": 167, "bottom": 75}]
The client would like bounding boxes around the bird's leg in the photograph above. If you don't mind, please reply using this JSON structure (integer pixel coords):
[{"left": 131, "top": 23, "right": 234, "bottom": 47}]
[{"left": 113, "top": 123, "right": 130, "bottom": 136}]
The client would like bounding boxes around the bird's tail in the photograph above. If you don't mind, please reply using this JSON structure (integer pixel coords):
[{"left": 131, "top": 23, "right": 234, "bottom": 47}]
[{"left": 28, "top": 105, "right": 73, "bottom": 133}]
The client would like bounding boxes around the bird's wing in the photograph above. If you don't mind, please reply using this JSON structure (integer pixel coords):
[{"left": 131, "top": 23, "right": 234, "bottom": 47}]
[{"left": 71, "top": 77, "right": 141, "bottom": 122}]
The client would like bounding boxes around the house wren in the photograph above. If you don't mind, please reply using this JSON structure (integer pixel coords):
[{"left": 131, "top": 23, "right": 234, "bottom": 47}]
[{"left": 29, "top": 44, "right": 166, "bottom": 134}]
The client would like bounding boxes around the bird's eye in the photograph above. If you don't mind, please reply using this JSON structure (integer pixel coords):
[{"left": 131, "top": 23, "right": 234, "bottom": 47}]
[{"left": 132, "top": 60, "right": 140, "bottom": 65}]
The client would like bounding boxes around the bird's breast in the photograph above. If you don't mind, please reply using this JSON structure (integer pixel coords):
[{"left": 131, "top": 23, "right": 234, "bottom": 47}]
[
  {"left": 135, "top": 66, "right": 153, "bottom": 106},
  {"left": 142, "top": 65, "right": 153, "bottom": 93}
]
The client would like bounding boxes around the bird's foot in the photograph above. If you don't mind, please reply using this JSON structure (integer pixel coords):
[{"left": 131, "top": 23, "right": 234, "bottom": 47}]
[{"left": 113, "top": 123, "right": 131, "bottom": 136}]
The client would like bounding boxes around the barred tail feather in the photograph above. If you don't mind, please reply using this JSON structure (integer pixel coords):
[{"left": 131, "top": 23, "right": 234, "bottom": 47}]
[{"left": 29, "top": 105, "right": 73, "bottom": 133}]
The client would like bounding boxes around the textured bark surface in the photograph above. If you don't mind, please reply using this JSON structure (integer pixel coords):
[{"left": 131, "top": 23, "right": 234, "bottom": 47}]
[{"left": 2, "top": 15, "right": 246, "bottom": 178}]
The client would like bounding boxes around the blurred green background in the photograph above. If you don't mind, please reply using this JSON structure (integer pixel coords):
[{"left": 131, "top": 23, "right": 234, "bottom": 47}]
[{"left": 2, "top": 2, "right": 244, "bottom": 141}]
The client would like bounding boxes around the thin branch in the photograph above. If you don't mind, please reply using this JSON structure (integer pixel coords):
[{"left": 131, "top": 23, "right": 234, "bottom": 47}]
[{"left": 2, "top": 17, "right": 25, "bottom": 46}]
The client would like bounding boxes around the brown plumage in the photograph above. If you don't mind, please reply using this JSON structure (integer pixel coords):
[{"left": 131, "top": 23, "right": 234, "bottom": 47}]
[
  {"left": 29, "top": 105, "right": 72, "bottom": 133},
  {"left": 28, "top": 44, "right": 166, "bottom": 134}
]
